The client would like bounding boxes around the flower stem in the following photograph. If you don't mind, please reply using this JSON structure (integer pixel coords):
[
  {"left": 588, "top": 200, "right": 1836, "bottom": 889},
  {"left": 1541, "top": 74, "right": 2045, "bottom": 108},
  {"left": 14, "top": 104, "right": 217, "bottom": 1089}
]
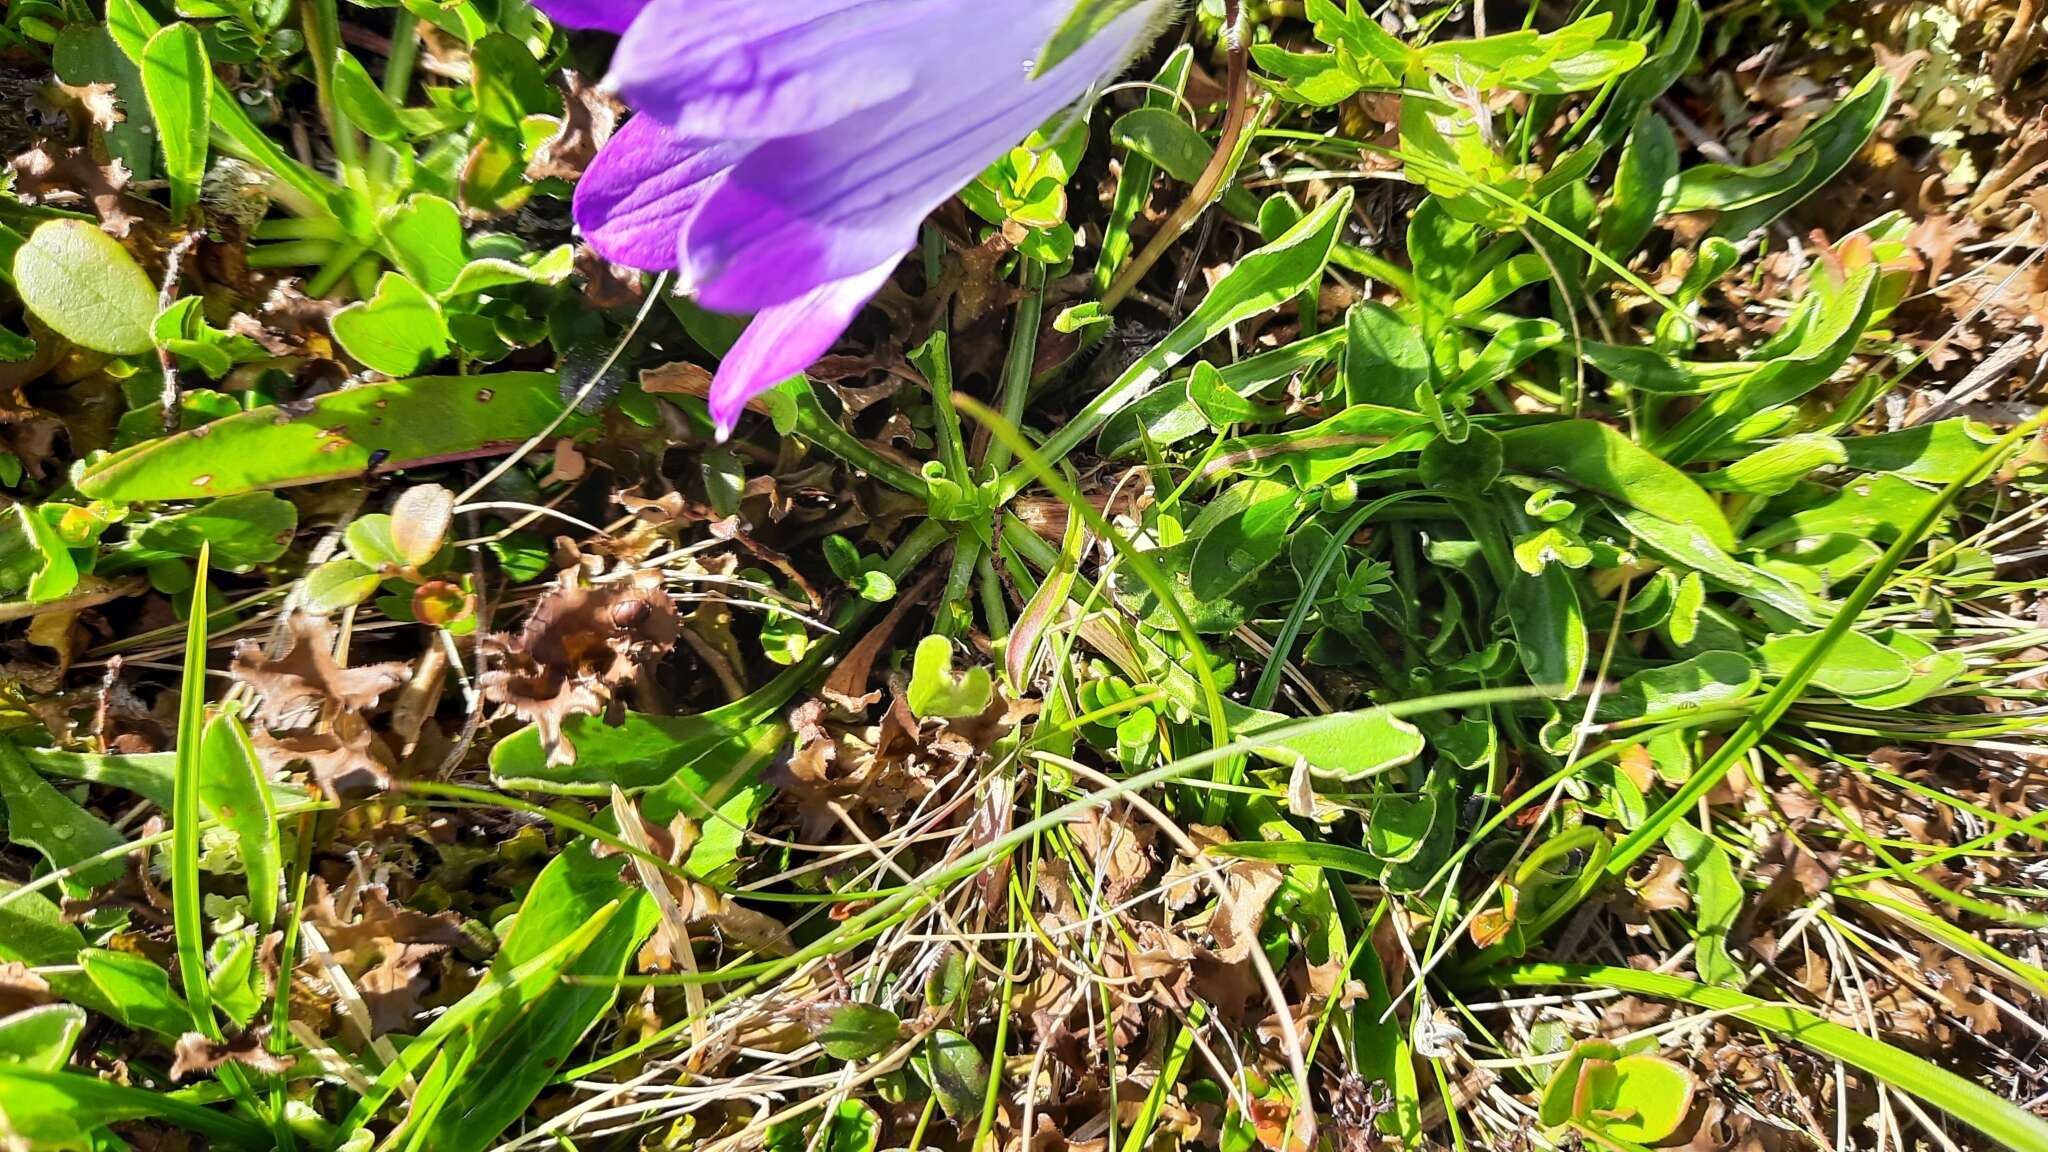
[{"left": 1101, "top": 0, "right": 1251, "bottom": 311}]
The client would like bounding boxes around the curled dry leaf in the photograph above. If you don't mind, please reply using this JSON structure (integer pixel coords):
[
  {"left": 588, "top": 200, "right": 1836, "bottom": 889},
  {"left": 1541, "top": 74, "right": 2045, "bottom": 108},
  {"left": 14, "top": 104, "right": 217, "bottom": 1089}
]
[
  {"left": 479, "top": 570, "right": 679, "bottom": 766},
  {"left": 171, "top": 1028, "right": 293, "bottom": 1081},
  {"left": 232, "top": 617, "right": 412, "bottom": 727}
]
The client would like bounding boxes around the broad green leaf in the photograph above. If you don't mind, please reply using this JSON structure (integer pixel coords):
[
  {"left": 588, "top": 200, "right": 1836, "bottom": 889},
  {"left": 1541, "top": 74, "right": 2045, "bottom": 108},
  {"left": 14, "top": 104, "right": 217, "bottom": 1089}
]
[
  {"left": 1585, "top": 1054, "right": 1699, "bottom": 1144},
  {"left": 1745, "top": 473, "right": 1945, "bottom": 550},
  {"left": 333, "top": 50, "right": 407, "bottom": 141},
  {"left": 1658, "top": 265, "right": 1884, "bottom": 461},
  {"left": 0, "top": 1064, "right": 269, "bottom": 1149},
  {"left": 12, "top": 220, "right": 157, "bottom": 356},
  {"left": 1249, "top": 707, "right": 1425, "bottom": 781},
  {"left": 0, "top": 882, "right": 86, "bottom": 967},
  {"left": 1759, "top": 630, "right": 1913, "bottom": 699},
  {"left": 135, "top": 492, "right": 299, "bottom": 569},
  {"left": 1597, "top": 651, "right": 1758, "bottom": 721},
  {"left": 1840, "top": 419, "right": 1996, "bottom": 484},
  {"left": 0, "top": 504, "right": 79, "bottom": 604},
  {"left": 1696, "top": 69, "right": 1893, "bottom": 241},
  {"left": 1188, "top": 479, "right": 1299, "bottom": 600},
  {"left": 0, "top": 742, "right": 125, "bottom": 893},
  {"left": 331, "top": 272, "right": 452, "bottom": 377},
  {"left": 305, "top": 559, "right": 384, "bottom": 612},
  {"left": 922, "top": 1030, "right": 990, "bottom": 1120},
  {"left": 1500, "top": 420, "right": 1735, "bottom": 550},
  {"left": 443, "top": 245, "right": 576, "bottom": 298},
  {"left": 0, "top": 1004, "right": 86, "bottom": 1072},
  {"left": 139, "top": 23, "right": 210, "bottom": 220},
  {"left": 1368, "top": 792, "right": 1437, "bottom": 864},
  {"left": 1345, "top": 301, "right": 1428, "bottom": 407},
  {"left": 817, "top": 1003, "right": 902, "bottom": 1061},
  {"left": 908, "top": 635, "right": 995, "bottom": 719},
  {"left": 1698, "top": 434, "right": 1847, "bottom": 495},
  {"left": 1844, "top": 631, "right": 1965, "bottom": 710},
  {"left": 338, "top": 901, "right": 628, "bottom": 1136},
  {"left": 1204, "top": 404, "right": 1434, "bottom": 487},
  {"left": 1539, "top": 1039, "right": 1622, "bottom": 1127},
  {"left": 53, "top": 24, "right": 155, "bottom": 178},
  {"left": 1615, "top": 507, "right": 1826, "bottom": 626},
  {"left": 79, "top": 948, "right": 187, "bottom": 1038},
  {"left": 382, "top": 195, "right": 469, "bottom": 296},
  {"left": 198, "top": 712, "right": 281, "bottom": 930},
  {"left": 77, "top": 371, "right": 570, "bottom": 501},
  {"left": 1596, "top": 113, "right": 1677, "bottom": 268},
  {"left": 824, "top": 1100, "right": 881, "bottom": 1152}
]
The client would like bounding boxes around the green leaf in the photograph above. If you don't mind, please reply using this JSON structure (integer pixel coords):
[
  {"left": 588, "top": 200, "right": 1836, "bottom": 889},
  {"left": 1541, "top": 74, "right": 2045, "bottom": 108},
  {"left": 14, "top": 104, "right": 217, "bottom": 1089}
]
[
  {"left": 1500, "top": 420, "right": 1735, "bottom": 550},
  {"left": 1664, "top": 822, "right": 1742, "bottom": 987},
  {"left": 1698, "top": 434, "right": 1847, "bottom": 495},
  {"left": 1206, "top": 839, "right": 1384, "bottom": 878},
  {"left": 1598, "top": 651, "right": 1758, "bottom": 721},
  {"left": 332, "top": 50, "right": 406, "bottom": 143},
  {"left": 824, "top": 1100, "right": 881, "bottom": 1152},
  {"left": 443, "top": 245, "right": 576, "bottom": 298},
  {"left": 0, "top": 1064, "right": 270, "bottom": 1149},
  {"left": 0, "top": 504, "right": 80, "bottom": 604},
  {"left": 1745, "top": 472, "right": 1945, "bottom": 550},
  {"left": 0, "top": 741, "right": 126, "bottom": 894},
  {"left": 80, "top": 948, "right": 188, "bottom": 1038},
  {"left": 1368, "top": 792, "right": 1437, "bottom": 864},
  {"left": 908, "top": 635, "right": 995, "bottom": 720},
  {"left": 0, "top": 882, "right": 86, "bottom": 968},
  {"left": 1345, "top": 301, "right": 1429, "bottom": 407},
  {"left": 331, "top": 272, "right": 452, "bottom": 377},
  {"left": 381, "top": 195, "right": 469, "bottom": 297},
  {"left": 817, "top": 1003, "right": 902, "bottom": 1061},
  {"left": 1759, "top": 630, "right": 1913, "bottom": 699},
  {"left": 406, "top": 847, "right": 658, "bottom": 1152},
  {"left": 0, "top": 1004, "right": 86, "bottom": 1072},
  {"left": 12, "top": 220, "right": 158, "bottom": 356},
  {"left": 921, "top": 1030, "right": 990, "bottom": 1120},
  {"left": 78, "top": 371, "right": 570, "bottom": 501},
  {"left": 1188, "top": 479, "right": 1298, "bottom": 601},
  {"left": 198, "top": 712, "right": 281, "bottom": 930},
  {"left": 1839, "top": 419, "right": 1995, "bottom": 484},
  {"left": 1498, "top": 963, "right": 2048, "bottom": 1152},
  {"left": 139, "top": 23, "right": 210, "bottom": 221},
  {"left": 1596, "top": 114, "right": 1677, "bottom": 269},
  {"left": 305, "top": 559, "right": 383, "bottom": 612},
  {"left": 136, "top": 492, "right": 298, "bottom": 569},
  {"left": 1034, "top": 0, "right": 1153, "bottom": 77},
  {"left": 1248, "top": 707, "right": 1425, "bottom": 781}
]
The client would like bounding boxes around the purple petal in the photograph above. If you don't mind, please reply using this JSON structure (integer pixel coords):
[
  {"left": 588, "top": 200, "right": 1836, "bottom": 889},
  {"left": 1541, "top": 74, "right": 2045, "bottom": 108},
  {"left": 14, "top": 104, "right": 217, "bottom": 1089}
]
[
  {"left": 532, "top": 0, "right": 649, "bottom": 33},
  {"left": 708, "top": 257, "right": 900, "bottom": 439},
  {"left": 683, "top": 0, "right": 1164, "bottom": 313},
  {"left": 573, "top": 115, "right": 745, "bottom": 273},
  {"left": 608, "top": 0, "right": 931, "bottom": 141}
]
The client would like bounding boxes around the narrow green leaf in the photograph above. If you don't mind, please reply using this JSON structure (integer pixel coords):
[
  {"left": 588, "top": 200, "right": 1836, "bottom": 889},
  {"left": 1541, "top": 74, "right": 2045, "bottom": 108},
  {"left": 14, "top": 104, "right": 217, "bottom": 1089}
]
[{"left": 140, "top": 23, "right": 210, "bottom": 221}]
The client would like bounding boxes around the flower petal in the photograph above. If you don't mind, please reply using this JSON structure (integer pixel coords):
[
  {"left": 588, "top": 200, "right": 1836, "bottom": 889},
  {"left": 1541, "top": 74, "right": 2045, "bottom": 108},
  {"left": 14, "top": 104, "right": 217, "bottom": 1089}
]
[
  {"left": 573, "top": 115, "right": 745, "bottom": 273},
  {"left": 609, "top": 0, "right": 930, "bottom": 141},
  {"left": 708, "top": 258, "right": 901, "bottom": 439},
  {"left": 532, "top": 0, "right": 649, "bottom": 33},
  {"left": 684, "top": 0, "right": 1164, "bottom": 312}
]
